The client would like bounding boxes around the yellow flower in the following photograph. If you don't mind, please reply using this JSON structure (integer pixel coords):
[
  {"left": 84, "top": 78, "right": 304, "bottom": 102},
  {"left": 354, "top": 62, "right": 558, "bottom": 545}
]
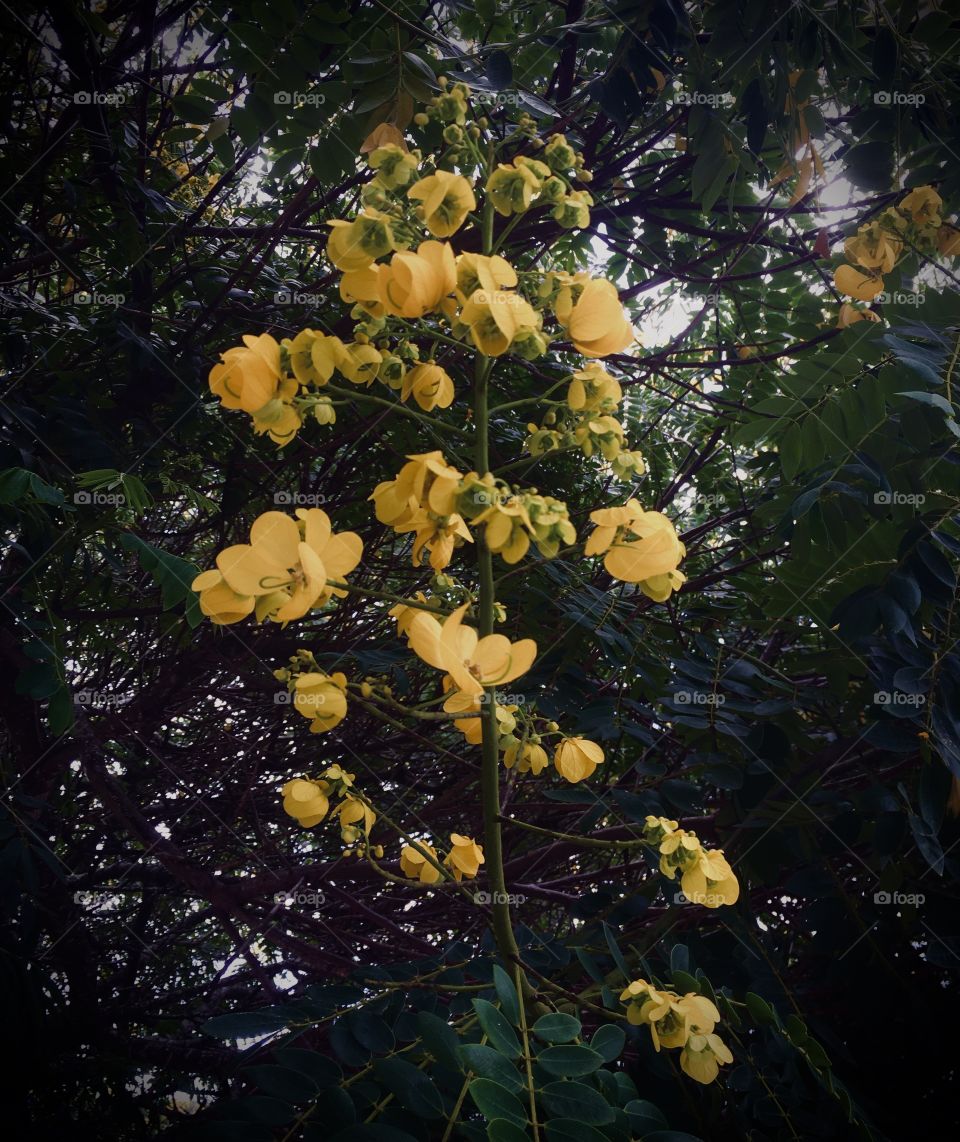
[
  {"left": 339, "top": 267, "right": 386, "bottom": 318},
  {"left": 680, "top": 848, "right": 740, "bottom": 908},
  {"left": 844, "top": 222, "right": 901, "bottom": 273},
  {"left": 338, "top": 342, "right": 383, "bottom": 386},
  {"left": 250, "top": 397, "right": 302, "bottom": 447},
  {"left": 642, "top": 815, "right": 679, "bottom": 843},
  {"left": 554, "top": 737, "right": 604, "bottom": 782},
  {"left": 281, "top": 777, "right": 331, "bottom": 827},
  {"left": 680, "top": 1032, "right": 733, "bottom": 1084},
  {"left": 369, "top": 142, "right": 418, "bottom": 188},
  {"left": 567, "top": 363, "right": 623, "bottom": 413},
  {"left": 553, "top": 190, "right": 593, "bottom": 229},
  {"left": 837, "top": 302, "right": 880, "bottom": 328},
  {"left": 544, "top": 133, "right": 576, "bottom": 172},
  {"left": 561, "top": 279, "right": 635, "bottom": 357},
  {"left": 286, "top": 329, "right": 346, "bottom": 385},
  {"left": 472, "top": 493, "right": 532, "bottom": 564},
  {"left": 574, "top": 414, "right": 625, "bottom": 461},
  {"left": 400, "top": 842, "right": 442, "bottom": 884},
  {"left": 435, "top": 84, "right": 469, "bottom": 125},
  {"left": 394, "top": 508, "right": 473, "bottom": 570},
  {"left": 377, "top": 240, "right": 456, "bottom": 318},
  {"left": 899, "top": 184, "right": 942, "bottom": 227},
  {"left": 445, "top": 833, "right": 484, "bottom": 880},
  {"left": 406, "top": 602, "right": 537, "bottom": 697},
  {"left": 486, "top": 162, "right": 542, "bottom": 216},
  {"left": 834, "top": 264, "right": 884, "bottom": 301},
  {"left": 611, "top": 449, "right": 646, "bottom": 481},
  {"left": 407, "top": 170, "right": 476, "bottom": 238},
  {"left": 389, "top": 592, "right": 433, "bottom": 636},
  {"left": 442, "top": 684, "right": 518, "bottom": 745},
  {"left": 190, "top": 570, "right": 255, "bottom": 625},
  {"left": 456, "top": 252, "right": 517, "bottom": 305},
  {"left": 586, "top": 503, "right": 685, "bottom": 598},
  {"left": 208, "top": 334, "right": 297, "bottom": 434},
  {"left": 460, "top": 289, "right": 540, "bottom": 356},
  {"left": 208, "top": 508, "right": 362, "bottom": 624},
  {"left": 293, "top": 671, "right": 348, "bottom": 733},
  {"left": 504, "top": 740, "right": 549, "bottom": 775},
  {"left": 370, "top": 451, "right": 463, "bottom": 526},
  {"left": 336, "top": 795, "right": 376, "bottom": 842},
  {"left": 401, "top": 361, "right": 455, "bottom": 411},
  {"left": 659, "top": 829, "right": 703, "bottom": 879},
  {"left": 326, "top": 211, "right": 394, "bottom": 271}
]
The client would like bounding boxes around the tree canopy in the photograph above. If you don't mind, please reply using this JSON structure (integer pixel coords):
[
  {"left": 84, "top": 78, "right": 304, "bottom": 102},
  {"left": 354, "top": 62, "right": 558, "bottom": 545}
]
[{"left": 3, "top": 1, "right": 960, "bottom": 1139}]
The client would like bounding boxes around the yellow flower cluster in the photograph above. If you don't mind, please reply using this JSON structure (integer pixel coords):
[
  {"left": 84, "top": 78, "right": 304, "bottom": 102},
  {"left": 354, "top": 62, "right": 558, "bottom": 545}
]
[
  {"left": 371, "top": 451, "right": 471, "bottom": 570},
  {"left": 834, "top": 185, "right": 955, "bottom": 307},
  {"left": 620, "top": 979, "right": 733, "bottom": 1084},
  {"left": 527, "top": 362, "right": 645, "bottom": 478},
  {"left": 643, "top": 816, "right": 740, "bottom": 908},
  {"left": 208, "top": 329, "right": 383, "bottom": 445},
  {"left": 485, "top": 134, "right": 594, "bottom": 230},
  {"left": 281, "top": 765, "right": 377, "bottom": 850},
  {"left": 586, "top": 501, "right": 686, "bottom": 601},
  {"left": 399, "top": 833, "right": 485, "bottom": 884},
  {"left": 457, "top": 473, "right": 577, "bottom": 565},
  {"left": 191, "top": 508, "right": 362, "bottom": 625}
]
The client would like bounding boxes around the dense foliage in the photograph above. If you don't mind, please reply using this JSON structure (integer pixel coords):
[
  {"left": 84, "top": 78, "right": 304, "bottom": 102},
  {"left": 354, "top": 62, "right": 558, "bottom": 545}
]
[{"left": 2, "top": 2, "right": 960, "bottom": 1139}]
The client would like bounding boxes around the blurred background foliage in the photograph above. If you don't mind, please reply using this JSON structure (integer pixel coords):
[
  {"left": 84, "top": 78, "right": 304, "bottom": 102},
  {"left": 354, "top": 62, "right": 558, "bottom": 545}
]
[{"left": 2, "top": 0, "right": 960, "bottom": 1138}]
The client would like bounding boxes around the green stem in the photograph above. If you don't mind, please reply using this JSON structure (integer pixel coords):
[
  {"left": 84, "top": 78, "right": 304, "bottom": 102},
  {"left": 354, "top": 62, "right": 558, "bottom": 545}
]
[{"left": 324, "top": 383, "right": 472, "bottom": 439}]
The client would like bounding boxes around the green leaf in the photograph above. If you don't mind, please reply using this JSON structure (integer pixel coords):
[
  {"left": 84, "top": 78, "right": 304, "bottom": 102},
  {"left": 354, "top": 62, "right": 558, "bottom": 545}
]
[
  {"left": 417, "top": 1011, "right": 461, "bottom": 1069},
  {"left": 532, "top": 1013, "right": 581, "bottom": 1043},
  {"left": 201, "top": 1011, "right": 287, "bottom": 1039},
  {"left": 492, "top": 963, "right": 521, "bottom": 1026},
  {"left": 487, "top": 1120, "right": 531, "bottom": 1142},
  {"left": 745, "top": 992, "right": 776, "bottom": 1025},
  {"left": 468, "top": 1078, "right": 526, "bottom": 1126},
  {"left": 472, "top": 999, "right": 521, "bottom": 1058},
  {"left": 540, "top": 1081, "right": 615, "bottom": 1124},
  {"left": 543, "top": 1121, "right": 614, "bottom": 1142},
  {"left": 589, "top": 1024, "right": 626, "bottom": 1063},
  {"left": 243, "top": 1064, "right": 318, "bottom": 1103},
  {"left": 537, "top": 1044, "right": 605, "bottom": 1078},
  {"left": 372, "top": 1058, "right": 443, "bottom": 1119},
  {"left": 459, "top": 1044, "right": 524, "bottom": 1093}
]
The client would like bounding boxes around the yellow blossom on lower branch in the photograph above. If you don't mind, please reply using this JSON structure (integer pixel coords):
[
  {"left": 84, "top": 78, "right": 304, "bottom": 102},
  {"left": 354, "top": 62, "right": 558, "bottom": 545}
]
[
  {"left": 554, "top": 736, "right": 604, "bottom": 782},
  {"left": 281, "top": 778, "right": 331, "bottom": 827},
  {"left": 445, "top": 833, "right": 485, "bottom": 880},
  {"left": 586, "top": 500, "right": 686, "bottom": 601},
  {"left": 644, "top": 815, "right": 740, "bottom": 908},
  {"left": 404, "top": 602, "right": 537, "bottom": 698},
  {"left": 292, "top": 671, "right": 348, "bottom": 733},
  {"left": 400, "top": 842, "right": 442, "bottom": 884},
  {"left": 620, "top": 979, "right": 732, "bottom": 1085}
]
